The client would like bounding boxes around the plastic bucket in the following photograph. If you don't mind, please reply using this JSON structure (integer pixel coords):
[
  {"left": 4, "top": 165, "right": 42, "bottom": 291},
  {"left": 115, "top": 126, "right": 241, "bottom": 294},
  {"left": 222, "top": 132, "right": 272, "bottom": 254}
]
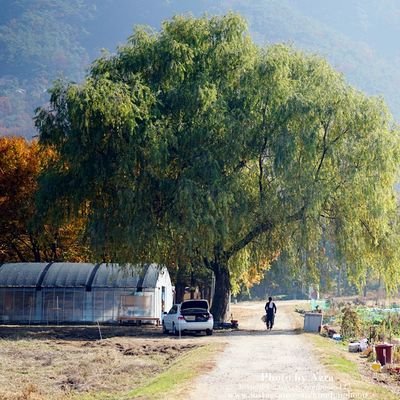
[{"left": 375, "top": 344, "right": 393, "bottom": 365}]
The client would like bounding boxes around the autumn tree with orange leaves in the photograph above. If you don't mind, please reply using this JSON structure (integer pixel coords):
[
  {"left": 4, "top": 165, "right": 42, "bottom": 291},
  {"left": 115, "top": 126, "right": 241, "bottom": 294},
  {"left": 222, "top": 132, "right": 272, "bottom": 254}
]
[{"left": 0, "top": 136, "right": 90, "bottom": 263}]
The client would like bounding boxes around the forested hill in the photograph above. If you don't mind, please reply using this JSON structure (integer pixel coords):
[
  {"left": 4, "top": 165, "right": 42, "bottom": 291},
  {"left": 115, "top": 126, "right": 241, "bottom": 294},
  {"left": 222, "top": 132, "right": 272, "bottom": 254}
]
[{"left": 1, "top": 0, "right": 400, "bottom": 138}]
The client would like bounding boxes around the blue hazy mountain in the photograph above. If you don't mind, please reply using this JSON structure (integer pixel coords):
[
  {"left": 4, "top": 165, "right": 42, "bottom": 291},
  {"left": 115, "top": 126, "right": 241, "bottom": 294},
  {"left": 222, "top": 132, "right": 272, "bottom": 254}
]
[{"left": 1, "top": 0, "right": 399, "bottom": 137}]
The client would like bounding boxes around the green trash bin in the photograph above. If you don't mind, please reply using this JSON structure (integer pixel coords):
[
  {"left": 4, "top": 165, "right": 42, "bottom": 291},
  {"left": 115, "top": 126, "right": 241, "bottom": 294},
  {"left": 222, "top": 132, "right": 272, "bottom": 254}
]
[{"left": 375, "top": 344, "right": 393, "bottom": 365}]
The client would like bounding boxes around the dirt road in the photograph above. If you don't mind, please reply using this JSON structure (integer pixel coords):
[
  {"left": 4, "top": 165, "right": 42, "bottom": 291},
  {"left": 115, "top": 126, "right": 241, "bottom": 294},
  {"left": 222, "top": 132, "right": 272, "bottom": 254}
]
[{"left": 189, "top": 301, "right": 349, "bottom": 400}]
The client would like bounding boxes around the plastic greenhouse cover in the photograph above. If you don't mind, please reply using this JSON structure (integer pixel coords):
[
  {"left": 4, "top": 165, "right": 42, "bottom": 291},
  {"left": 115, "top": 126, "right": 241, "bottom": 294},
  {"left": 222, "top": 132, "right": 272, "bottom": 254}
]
[
  {"left": 41, "top": 263, "right": 94, "bottom": 287},
  {"left": 0, "top": 263, "right": 48, "bottom": 287}
]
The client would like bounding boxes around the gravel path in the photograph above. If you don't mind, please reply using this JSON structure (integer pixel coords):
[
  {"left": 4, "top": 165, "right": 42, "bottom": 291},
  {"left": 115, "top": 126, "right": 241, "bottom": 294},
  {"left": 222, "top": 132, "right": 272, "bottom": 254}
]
[{"left": 189, "top": 302, "right": 349, "bottom": 400}]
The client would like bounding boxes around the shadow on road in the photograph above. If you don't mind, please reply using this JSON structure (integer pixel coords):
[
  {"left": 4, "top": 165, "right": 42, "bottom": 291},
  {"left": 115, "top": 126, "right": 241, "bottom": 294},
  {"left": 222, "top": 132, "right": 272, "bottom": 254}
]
[{"left": 213, "top": 327, "right": 303, "bottom": 337}]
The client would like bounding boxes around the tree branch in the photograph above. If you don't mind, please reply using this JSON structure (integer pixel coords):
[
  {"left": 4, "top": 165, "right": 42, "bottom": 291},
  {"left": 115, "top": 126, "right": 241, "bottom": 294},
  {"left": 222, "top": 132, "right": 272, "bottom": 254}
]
[
  {"left": 203, "top": 257, "right": 214, "bottom": 271},
  {"left": 361, "top": 220, "right": 376, "bottom": 243},
  {"left": 10, "top": 241, "right": 27, "bottom": 262},
  {"left": 258, "top": 136, "right": 268, "bottom": 198},
  {"left": 225, "top": 207, "right": 305, "bottom": 260},
  {"left": 320, "top": 213, "right": 336, "bottom": 220},
  {"left": 315, "top": 122, "right": 330, "bottom": 182}
]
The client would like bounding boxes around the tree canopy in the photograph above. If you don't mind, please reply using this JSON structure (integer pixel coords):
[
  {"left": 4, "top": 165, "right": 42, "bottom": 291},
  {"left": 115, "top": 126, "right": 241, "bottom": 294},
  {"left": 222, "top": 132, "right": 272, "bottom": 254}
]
[
  {"left": 0, "top": 136, "right": 90, "bottom": 262},
  {"left": 35, "top": 14, "right": 400, "bottom": 321}
]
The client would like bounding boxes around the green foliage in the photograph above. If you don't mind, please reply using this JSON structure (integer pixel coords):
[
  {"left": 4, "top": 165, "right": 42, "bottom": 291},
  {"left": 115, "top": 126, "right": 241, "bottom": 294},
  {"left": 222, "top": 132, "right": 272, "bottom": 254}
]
[
  {"left": 341, "top": 306, "right": 362, "bottom": 339},
  {"left": 357, "top": 307, "right": 400, "bottom": 341},
  {"left": 35, "top": 13, "right": 400, "bottom": 320}
]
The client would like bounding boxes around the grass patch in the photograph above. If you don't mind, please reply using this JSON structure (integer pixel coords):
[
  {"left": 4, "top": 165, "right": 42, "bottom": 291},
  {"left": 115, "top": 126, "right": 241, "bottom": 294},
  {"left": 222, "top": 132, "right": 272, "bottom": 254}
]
[
  {"left": 311, "top": 335, "right": 360, "bottom": 378},
  {"left": 126, "top": 342, "right": 223, "bottom": 399},
  {"left": 307, "top": 333, "right": 399, "bottom": 400},
  {"left": 325, "top": 354, "right": 359, "bottom": 376}
]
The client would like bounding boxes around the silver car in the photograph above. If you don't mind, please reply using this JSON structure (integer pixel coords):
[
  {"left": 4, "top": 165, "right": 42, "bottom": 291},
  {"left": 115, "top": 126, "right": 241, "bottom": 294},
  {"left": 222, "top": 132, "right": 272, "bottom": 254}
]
[{"left": 162, "top": 299, "right": 214, "bottom": 335}]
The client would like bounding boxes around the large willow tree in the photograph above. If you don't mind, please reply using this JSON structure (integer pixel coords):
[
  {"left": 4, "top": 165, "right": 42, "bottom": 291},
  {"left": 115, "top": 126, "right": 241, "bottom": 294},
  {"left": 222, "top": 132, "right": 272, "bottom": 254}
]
[{"left": 35, "top": 14, "right": 400, "bottom": 321}]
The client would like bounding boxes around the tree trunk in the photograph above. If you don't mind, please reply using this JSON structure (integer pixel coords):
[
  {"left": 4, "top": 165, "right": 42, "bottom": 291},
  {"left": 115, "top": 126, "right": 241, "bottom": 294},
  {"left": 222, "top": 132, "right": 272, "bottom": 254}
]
[
  {"left": 29, "top": 234, "right": 41, "bottom": 262},
  {"left": 210, "top": 263, "right": 231, "bottom": 322},
  {"left": 10, "top": 242, "right": 27, "bottom": 262},
  {"left": 190, "top": 270, "right": 195, "bottom": 299},
  {"left": 174, "top": 264, "right": 188, "bottom": 303},
  {"left": 336, "top": 265, "right": 341, "bottom": 297},
  {"left": 175, "top": 281, "right": 185, "bottom": 304}
]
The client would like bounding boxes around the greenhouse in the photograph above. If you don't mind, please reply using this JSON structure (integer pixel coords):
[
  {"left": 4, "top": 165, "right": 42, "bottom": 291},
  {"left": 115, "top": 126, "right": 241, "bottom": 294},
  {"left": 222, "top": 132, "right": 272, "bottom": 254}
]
[{"left": 0, "top": 262, "right": 173, "bottom": 324}]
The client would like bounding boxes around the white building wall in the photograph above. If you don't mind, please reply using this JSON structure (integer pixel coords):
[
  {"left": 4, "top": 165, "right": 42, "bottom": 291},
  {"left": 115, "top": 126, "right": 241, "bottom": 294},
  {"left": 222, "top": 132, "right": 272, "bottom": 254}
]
[{"left": 154, "top": 266, "right": 173, "bottom": 319}]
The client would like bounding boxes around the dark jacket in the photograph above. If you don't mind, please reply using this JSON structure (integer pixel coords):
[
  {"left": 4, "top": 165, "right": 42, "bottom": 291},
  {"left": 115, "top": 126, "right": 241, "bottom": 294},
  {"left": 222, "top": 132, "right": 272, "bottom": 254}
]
[{"left": 265, "top": 301, "right": 277, "bottom": 316}]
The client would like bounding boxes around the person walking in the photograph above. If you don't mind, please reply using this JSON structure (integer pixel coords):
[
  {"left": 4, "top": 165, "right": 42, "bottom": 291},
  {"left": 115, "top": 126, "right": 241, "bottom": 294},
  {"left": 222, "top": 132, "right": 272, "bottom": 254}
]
[{"left": 264, "top": 296, "right": 277, "bottom": 330}]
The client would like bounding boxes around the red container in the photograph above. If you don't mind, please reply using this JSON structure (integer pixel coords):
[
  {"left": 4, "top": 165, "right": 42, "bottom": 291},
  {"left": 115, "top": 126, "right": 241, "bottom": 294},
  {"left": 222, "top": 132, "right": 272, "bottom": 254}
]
[{"left": 375, "top": 344, "right": 393, "bottom": 365}]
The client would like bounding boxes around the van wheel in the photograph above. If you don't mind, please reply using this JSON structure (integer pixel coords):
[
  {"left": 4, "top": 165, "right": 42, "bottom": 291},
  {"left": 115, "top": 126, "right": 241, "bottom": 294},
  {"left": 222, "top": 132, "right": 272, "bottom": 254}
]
[{"left": 206, "top": 329, "right": 213, "bottom": 336}]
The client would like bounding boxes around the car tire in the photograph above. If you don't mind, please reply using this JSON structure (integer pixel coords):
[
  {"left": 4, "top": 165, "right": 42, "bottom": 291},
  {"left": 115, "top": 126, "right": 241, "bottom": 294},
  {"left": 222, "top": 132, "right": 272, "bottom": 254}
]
[
  {"left": 162, "top": 322, "right": 169, "bottom": 334},
  {"left": 206, "top": 329, "right": 213, "bottom": 336}
]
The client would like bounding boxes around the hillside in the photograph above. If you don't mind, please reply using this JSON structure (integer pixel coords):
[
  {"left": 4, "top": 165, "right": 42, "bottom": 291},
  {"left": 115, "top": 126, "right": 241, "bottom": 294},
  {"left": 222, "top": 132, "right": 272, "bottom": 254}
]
[{"left": 1, "top": 0, "right": 399, "bottom": 137}]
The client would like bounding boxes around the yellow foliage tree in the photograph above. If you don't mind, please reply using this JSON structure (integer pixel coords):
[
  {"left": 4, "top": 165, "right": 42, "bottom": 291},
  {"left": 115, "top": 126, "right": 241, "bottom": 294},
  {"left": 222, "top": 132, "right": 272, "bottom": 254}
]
[{"left": 0, "top": 136, "right": 90, "bottom": 262}]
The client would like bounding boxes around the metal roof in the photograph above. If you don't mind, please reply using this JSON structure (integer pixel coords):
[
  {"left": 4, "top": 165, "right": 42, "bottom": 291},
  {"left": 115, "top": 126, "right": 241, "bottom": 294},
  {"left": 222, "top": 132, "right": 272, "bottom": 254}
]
[{"left": 0, "top": 263, "right": 165, "bottom": 289}]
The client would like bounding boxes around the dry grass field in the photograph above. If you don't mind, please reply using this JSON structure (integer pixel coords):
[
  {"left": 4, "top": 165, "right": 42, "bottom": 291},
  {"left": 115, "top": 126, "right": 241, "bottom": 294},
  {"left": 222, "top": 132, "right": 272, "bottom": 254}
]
[{"left": 0, "top": 325, "right": 211, "bottom": 400}]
